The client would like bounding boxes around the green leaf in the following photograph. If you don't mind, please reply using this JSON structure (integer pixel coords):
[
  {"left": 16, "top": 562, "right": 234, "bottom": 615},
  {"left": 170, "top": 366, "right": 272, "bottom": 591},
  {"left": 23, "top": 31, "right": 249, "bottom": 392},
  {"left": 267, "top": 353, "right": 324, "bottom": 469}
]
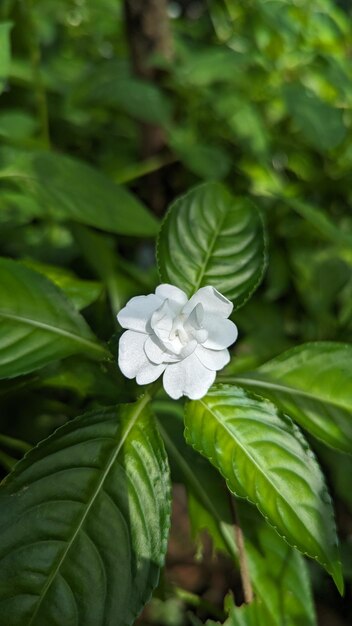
[
  {"left": 92, "top": 76, "right": 172, "bottom": 125},
  {"left": 0, "top": 22, "right": 12, "bottom": 94},
  {"left": 184, "top": 385, "right": 343, "bottom": 593},
  {"left": 227, "top": 343, "right": 352, "bottom": 453},
  {"left": 242, "top": 506, "right": 317, "bottom": 626},
  {"left": 22, "top": 259, "right": 103, "bottom": 310},
  {"left": 0, "top": 398, "right": 171, "bottom": 626},
  {"left": 157, "top": 183, "right": 266, "bottom": 307},
  {"left": 0, "top": 149, "right": 158, "bottom": 237},
  {"left": 156, "top": 402, "right": 316, "bottom": 626},
  {"left": 207, "top": 595, "right": 271, "bottom": 626},
  {"left": 169, "top": 128, "right": 231, "bottom": 179},
  {"left": 0, "top": 257, "right": 108, "bottom": 379},
  {"left": 283, "top": 83, "right": 346, "bottom": 151},
  {"left": 71, "top": 224, "right": 141, "bottom": 314}
]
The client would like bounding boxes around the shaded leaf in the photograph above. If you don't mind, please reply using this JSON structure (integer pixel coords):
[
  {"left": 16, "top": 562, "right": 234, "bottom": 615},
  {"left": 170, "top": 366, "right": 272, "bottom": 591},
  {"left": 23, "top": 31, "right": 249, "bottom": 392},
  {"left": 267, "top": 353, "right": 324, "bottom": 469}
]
[
  {"left": 0, "top": 399, "right": 171, "bottom": 626},
  {"left": 284, "top": 83, "right": 346, "bottom": 150},
  {"left": 0, "top": 258, "right": 107, "bottom": 379},
  {"left": 22, "top": 259, "right": 103, "bottom": 310},
  {"left": 0, "top": 149, "right": 158, "bottom": 237}
]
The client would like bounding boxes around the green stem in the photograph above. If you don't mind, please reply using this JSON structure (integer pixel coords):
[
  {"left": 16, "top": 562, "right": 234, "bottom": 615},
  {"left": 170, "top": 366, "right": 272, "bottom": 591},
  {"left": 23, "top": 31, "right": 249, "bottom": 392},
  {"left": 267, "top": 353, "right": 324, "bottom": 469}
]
[
  {"left": 0, "top": 433, "right": 31, "bottom": 453},
  {"left": 173, "top": 586, "right": 226, "bottom": 621},
  {"left": 25, "top": 0, "right": 50, "bottom": 148},
  {"left": 227, "top": 491, "right": 254, "bottom": 604},
  {"left": 113, "top": 154, "right": 176, "bottom": 184}
]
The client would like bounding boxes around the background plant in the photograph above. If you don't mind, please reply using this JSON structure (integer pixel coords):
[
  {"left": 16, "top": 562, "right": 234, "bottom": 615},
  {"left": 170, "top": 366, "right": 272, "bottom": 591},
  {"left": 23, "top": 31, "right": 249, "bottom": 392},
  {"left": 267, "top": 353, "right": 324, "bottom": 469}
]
[{"left": 0, "top": 0, "right": 351, "bottom": 624}]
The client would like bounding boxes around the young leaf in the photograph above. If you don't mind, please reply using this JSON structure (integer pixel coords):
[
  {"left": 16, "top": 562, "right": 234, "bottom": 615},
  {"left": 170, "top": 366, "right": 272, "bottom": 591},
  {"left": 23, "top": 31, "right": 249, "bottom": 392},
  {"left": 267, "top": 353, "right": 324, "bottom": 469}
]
[
  {"left": 0, "top": 399, "right": 171, "bottom": 626},
  {"left": 0, "top": 258, "right": 108, "bottom": 378},
  {"left": 226, "top": 343, "right": 352, "bottom": 454},
  {"left": 184, "top": 385, "right": 343, "bottom": 593},
  {"left": 157, "top": 183, "right": 266, "bottom": 307},
  {"left": 0, "top": 149, "right": 158, "bottom": 237}
]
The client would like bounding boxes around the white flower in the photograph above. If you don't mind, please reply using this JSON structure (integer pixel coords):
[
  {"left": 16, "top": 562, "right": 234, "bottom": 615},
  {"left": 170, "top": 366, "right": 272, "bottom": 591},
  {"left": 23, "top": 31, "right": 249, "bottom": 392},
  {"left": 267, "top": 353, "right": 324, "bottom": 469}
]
[{"left": 117, "top": 284, "right": 238, "bottom": 400}]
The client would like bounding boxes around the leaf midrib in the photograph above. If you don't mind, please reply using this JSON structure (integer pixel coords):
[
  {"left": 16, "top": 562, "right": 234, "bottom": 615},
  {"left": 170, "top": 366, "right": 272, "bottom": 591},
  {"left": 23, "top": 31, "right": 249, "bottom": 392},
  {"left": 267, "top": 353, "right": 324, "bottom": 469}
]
[
  {"left": 0, "top": 311, "right": 107, "bottom": 359},
  {"left": 197, "top": 398, "right": 325, "bottom": 564},
  {"left": 26, "top": 397, "right": 149, "bottom": 626},
  {"left": 192, "top": 203, "right": 228, "bottom": 293},
  {"left": 223, "top": 375, "right": 351, "bottom": 412}
]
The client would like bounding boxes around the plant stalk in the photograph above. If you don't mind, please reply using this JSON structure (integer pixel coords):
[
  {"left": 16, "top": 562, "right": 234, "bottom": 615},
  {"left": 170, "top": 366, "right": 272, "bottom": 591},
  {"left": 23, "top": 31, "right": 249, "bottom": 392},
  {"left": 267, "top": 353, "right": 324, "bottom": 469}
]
[{"left": 228, "top": 491, "right": 254, "bottom": 604}]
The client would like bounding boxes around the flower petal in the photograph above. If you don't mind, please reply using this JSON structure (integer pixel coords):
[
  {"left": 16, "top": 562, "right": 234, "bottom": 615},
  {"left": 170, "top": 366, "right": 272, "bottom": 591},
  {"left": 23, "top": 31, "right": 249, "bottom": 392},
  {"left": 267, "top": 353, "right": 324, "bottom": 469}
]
[
  {"left": 163, "top": 353, "right": 216, "bottom": 400},
  {"left": 183, "top": 286, "right": 233, "bottom": 318},
  {"left": 203, "top": 314, "right": 238, "bottom": 349},
  {"left": 144, "top": 336, "right": 179, "bottom": 364},
  {"left": 136, "top": 361, "right": 166, "bottom": 385},
  {"left": 117, "top": 294, "right": 162, "bottom": 332},
  {"left": 155, "top": 284, "right": 188, "bottom": 309},
  {"left": 195, "top": 345, "right": 230, "bottom": 371},
  {"left": 118, "top": 330, "right": 148, "bottom": 378}
]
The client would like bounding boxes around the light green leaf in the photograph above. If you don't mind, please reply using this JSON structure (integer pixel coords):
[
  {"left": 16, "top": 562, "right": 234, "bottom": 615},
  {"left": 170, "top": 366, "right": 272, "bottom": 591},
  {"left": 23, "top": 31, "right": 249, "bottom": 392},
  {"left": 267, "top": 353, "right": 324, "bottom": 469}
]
[
  {"left": 0, "top": 398, "right": 171, "bottom": 626},
  {"left": 157, "top": 183, "right": 266, "bottom": 307},
  {"left": 226, "top": 343, "right": 352, "bottom": 453},
  {"left": 207, "top": 595, "right": 271, "bottom": 626},
  {"left": 242, "top": 507, "right": 317, "bottom": 626},
  {"left": 156, "top": 402, "right": 316, "bottom": 626},
  {"left": 22, "top": 259, "right": 102, "bottom": 310},
  {"left": 185, "top": 385, "right": 343, "bottom": 593},
  {"left": 0, "top": 257, "right": 108, "bottom": 379},
  {"left": 0, "top": 149, "right": 158, "bottom": 237}
]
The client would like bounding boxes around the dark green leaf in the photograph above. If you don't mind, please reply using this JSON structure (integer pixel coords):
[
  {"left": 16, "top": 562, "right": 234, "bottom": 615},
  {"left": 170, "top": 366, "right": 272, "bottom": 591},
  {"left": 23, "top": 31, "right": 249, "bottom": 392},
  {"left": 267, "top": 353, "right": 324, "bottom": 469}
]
[
  {"left": 157, "top": 183, "right": 266, "bottom": 307},
  {"left": 0, "top": 258, "right": 108, "bottom": 378},
  {"left": 0, "top": 149, "right": 158, "bottom": 237},
  {"left": 284, "top": 83, "right": 346, "bottom": 151},
  {"left": 0, "top": 398, "right": 171, "bottom": 625},
  {"left": 22, "top": 259, "right": 103, "bottom": 310}
]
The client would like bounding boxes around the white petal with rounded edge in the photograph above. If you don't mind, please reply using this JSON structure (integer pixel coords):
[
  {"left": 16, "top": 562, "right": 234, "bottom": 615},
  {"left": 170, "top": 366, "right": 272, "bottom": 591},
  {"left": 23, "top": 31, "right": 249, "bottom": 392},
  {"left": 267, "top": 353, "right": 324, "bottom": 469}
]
[
  {"left": 117, "top": 294, "right": 162, "bottom": 332},
  {"left": 144, "top": 336, "right": 179, "bottom": 364},
  {"left": 155, "top": 284, "right": 188, "bottom": 308},
  {"left": 136, "top": 361, "right": 166, "bottom": 384},
  {"left": 183, "top": 286, "right": 233, "bottom": 318},
  {"left": 195, "top": 345, "right": 230, "bottom": 371},
  {"left": 163, "top": 352, "right": 216, "bottom": 400},
  {"left": 203, "top": 314, "right": 238, "bottom": 349},
  {"left": 118, "top": 330, "right": 148, "bottom": 378}
]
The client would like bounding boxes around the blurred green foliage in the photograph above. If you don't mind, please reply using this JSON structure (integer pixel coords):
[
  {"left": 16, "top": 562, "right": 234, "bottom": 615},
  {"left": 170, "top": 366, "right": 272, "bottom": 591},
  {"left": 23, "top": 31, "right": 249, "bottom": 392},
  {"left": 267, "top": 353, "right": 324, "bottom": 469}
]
[{"left": 0, "top": 0, "right": 352, "bottom": 624}]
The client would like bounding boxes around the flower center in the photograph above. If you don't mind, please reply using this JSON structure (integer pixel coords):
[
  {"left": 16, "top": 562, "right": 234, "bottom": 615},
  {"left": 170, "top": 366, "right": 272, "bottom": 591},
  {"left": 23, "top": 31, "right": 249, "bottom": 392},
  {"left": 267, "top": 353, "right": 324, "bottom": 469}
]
[{"left": 169, "top": 314, "right": 189, "bottom": 345}]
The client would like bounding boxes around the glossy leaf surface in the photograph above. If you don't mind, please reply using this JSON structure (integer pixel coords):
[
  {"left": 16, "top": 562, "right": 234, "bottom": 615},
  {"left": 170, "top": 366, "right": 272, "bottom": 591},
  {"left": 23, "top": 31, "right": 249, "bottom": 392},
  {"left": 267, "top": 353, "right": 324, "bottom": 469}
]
[
  {"left": 0, "top": 399, "right": 171, "bottom": 625},
  {"left": 185, "top": 385, "right": 343, "bottom": 592},
  {"left": 156, "top": 401, "right": 316, "bottom": 626},
  {"left": 228, "top": 343, "right": 352, "bottom": 453},
  {"left": 157, "top": 183, "right": 266, "bottom": 307},
  {"left": 0, "top": 258, "right": 107, "bottom": 378}
]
